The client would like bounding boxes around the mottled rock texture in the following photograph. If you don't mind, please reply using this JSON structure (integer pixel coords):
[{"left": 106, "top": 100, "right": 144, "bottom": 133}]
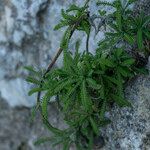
[
  {"left": 0, "top": 98, "right": 64, "bottom": 150},
  {"left": 0, "top": 0, "right": 150, "bottom": 150}
]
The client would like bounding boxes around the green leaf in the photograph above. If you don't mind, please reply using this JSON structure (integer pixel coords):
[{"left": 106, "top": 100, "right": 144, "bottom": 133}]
[
  {"left": 86, "top": 78, "right": 101, "bottom": 89},
  {"left": 66, "top": 4, "right": 81, "bottom": 12},
  {"left": 112, "top": 95, "right": 132, "bottom": 107},
  {"left": 100, "top": 58, "right": 115, "bottom": 67},
  {"left": 63, "top": 140, "right": 70, "bottom": 150},
  {"left": 89, "top": 117, "right": 99, "bottom": 135},
  {"left": 99, "top": 100, "right": 106, "bottom": 120},
  {"left": 42, "top": 116, "right": 63, "bottom": 135},
  {"left": 30, "top": 103, "right": 40, "bottom": 122},
  {"left": 63, "top": 83, "right": 80, "bottom": 111},
  {"left": 121, "top": 58, "right": 135, "bottom": 66},
  {"left": 87, "top": 132, "right": 94, "bottom": 150},
  {"left": 134, "top": 67, "right": 149, "bottom": 75},
  {"left": 26, "top": 76, "right": 41, "bottom": 85},
  {"left": 143, "top": 30, "right": 150, "bottom": 39},
  {"left": 54, "top": 78, "right": 78, "bottom": 94},
  {"left": 115, "top": 48, "right": 123, "bottom": 58},
  {"left": 116, "top": 10, "right": 122, "bottom": 30},
  {"left": 137, "top": 29, "right": 143, "bottom": 49},
  {"left": 28, "top": 87, "right": 43, "bottom": 96},
  {"left": 34, "top": 137, "right": 53, "bottom": 145},
  {"left": 60, "top": 27, "right": 72, "bottom": 49},
  {"left": 80, "top": 20, "right": 91, "bottom": 35},
  {"left": 41, "top": 91, "right": 52, "bottom": 119},
  {"left": 24, "top": 66, "right": 37, "bottom": 73},
  {"left": 98, "top": 10, "right": 106, "bottom": 16},
  {"left": 61, "top": 9, "right": 76, "bottom": 21},
  {"left": 54, "top": 20, "right": 69, "bottom": 30},
  {"left": 124, "top": 33, "right": 135, "bottom": 44},
  {"left": 105, "top": 76, "right": 120, "bottom": 85},
  {"left": 117, "top": 66, "right": 132, "bottom": 77},
  {"left": 81, "top": 80, "right": 92, "bottom": 111}
]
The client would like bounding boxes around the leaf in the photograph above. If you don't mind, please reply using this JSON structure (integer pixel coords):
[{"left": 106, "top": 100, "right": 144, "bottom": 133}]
[
  {"left": 112, "top": 95, "right": 132, "bottom": 107},
  {"left": 42, "top": 115, "right": 63, "bottom": 135},
  {"left": 60, "top": 27, "right": 72, "bottom": 49},
  {"left": 66, "top": 4, "right": 81, "bottom": 12},
  {"left": 116, "top": 10, "right": 122, "bottom": 30},
  {"left": 34, "top": 137, "right": 53, "bottom": 146},
  {"left": 24, "top": 66, "right": 37, "bottom": 73},
  {"left": 54, "top": 20, "right": 69, "bottom": 30},
  {"left": 89, "top": 117, "right": 99, "bottom": 135},
  {"left": 134, "top": 67, "right": 149, "bottom": 75},
  {"left": 100, "top": 58, "right": 115, "bottom": 67},
  {"left": 142, "top": 16, "right": 150, "bottom": 27},
  {"left": 124, "top": 33, "right": 135, "bottom": 44},
  {"left": 41, "top": 91, "right": 52, "bottom": 119},
  {"left": 121, "top": 58, "right": 135, "bottom": 66},
  {"left": 63, "top": 83, "right": 80, "bottom": 111},
  {"left": 115, "top": 48, "right": 123, "bottom": 58},
  {"left": 63, "top": 139, "right": 70, "bottom": 150},
  {"left": 81, "top": 80, "right": 92, "bottom": 111},
  {"left": 137, "top": 29, "right": 143, "bottom": 49},
  {"left": 86, "top": 78, "right": 101, "bottom": 89},
  {"left": 117, "top": 66, "right": 132, "bottom": 77},
  {"left": 143, "top": 30, "right": 150, "bottom": 39},
  {"left": 61, "top": 9, "right": 76, "bottom": 21},
  {"left": 99, "top": 100, "right": 106, "bottom": 120},
  {"left": 28, "top": 87, "right": 43, "bottom": 96},
  {"left": 26, "top": 76, "right": 41, "bottom": 85},
  {"left": 87, "top": 132, "right": 94, "bottom": 150},
  {"left": 30, "top": 104, "right": 40, "bottom": 122},
  {"left": 104, "top": 76, "right": 120, "bottom": 85},
  {"left": 54, "top": 78, "right": 78, "bottom": 94},
  {"left": 80, "top": 20, "right": 91, "bottom": 35},
  {"left": 75, "top": 39, "right": 81, "bottom": 53}
]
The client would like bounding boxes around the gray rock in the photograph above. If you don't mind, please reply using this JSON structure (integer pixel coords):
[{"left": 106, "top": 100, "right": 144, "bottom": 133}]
[
  {"left": 101, "top": 75, "right": 150, "bottom": 150},
  {"left": 0, "top": 98, "right": 65, "bottom": 150}
]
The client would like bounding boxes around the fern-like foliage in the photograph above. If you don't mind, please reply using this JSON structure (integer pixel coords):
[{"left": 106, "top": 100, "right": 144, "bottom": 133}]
[
  {"left": 97, "top": 0, "right": 150, "bottom": 53},
  {"left": 25, "top": 0, "right": 149, "bottom": 149}
]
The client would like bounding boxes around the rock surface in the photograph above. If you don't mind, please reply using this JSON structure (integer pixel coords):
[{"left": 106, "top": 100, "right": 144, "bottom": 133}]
[
  {"left": 0, "top": 0, "right": 150, "bottom": 150},
  {"left": 0, "top": 98, "right": 63, "bottom": 150},
  {"left": 101, "top": 75, "right": 150, "bottom": 150}
]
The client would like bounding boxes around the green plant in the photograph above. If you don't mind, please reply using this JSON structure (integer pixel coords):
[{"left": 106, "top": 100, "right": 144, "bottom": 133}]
[
  {"left": 25, "top": 0, "right": 149, "bottom": 149},
  {"left": 97, "top": 0, "right": 150, "bottom": 53}
]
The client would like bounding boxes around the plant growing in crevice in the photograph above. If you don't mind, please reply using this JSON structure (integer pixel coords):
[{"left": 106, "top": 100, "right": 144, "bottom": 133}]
[{"left": 25, "top": 0, "right": 149, "bottom": 149}]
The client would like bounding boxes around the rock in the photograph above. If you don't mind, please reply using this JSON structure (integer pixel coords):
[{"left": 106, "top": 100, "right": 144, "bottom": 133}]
[
  {"left": 101, "top": 75, "right": 150, "bottom": 150},
  {"left": 0, "top": 78, "right": 36, "bottom": 107},
  {"left": 0, "top": 98, "right": 65, "bottom": 150}
]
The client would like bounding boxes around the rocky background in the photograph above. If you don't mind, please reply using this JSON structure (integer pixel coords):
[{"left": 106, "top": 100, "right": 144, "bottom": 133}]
[{"left": 0, "top": 0, "right": 150, "bottom": 150}]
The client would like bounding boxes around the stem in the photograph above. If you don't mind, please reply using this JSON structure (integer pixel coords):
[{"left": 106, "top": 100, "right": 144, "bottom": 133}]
[
  {"left": 43, "top": 48, "right": 63, "bottom": 77},
  {"left": 86, "top": 33, "right": 90, "bottom": 53}
]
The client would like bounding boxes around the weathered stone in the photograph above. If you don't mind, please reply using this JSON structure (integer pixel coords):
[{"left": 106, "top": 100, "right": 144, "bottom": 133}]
[
  {"left": 100, "top": 74, "right": 150, "bottom": 150},
  {"left": 0, "top": 98, "right": 64, "bottom": 150}
]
